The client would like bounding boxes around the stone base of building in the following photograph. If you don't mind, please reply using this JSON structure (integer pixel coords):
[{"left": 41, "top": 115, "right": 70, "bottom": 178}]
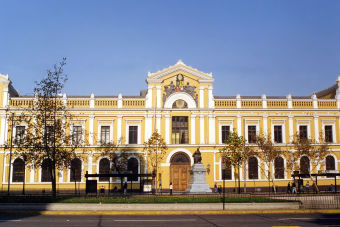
[{"left": 185, "top": 164, "right": 212, "bottom": 193}]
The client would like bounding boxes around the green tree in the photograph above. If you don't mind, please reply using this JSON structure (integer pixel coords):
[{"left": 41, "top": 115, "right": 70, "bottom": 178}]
[{"left": 143, "top": 130, "right": 167, "bottom": 193}]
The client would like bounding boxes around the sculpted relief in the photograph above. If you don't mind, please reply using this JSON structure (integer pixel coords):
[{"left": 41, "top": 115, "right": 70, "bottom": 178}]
[{"left": 163, "top": 74, "right": 198, "bottom": 105}]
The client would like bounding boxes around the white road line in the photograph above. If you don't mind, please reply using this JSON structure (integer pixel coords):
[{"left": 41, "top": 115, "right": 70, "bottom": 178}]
[
  {"left": 278, "top": 218, "right": 340, "bottom": 221},
  {"left": 114, "top": 219, "right": 196, "bottom": 222},
  {"left": 0, "top": 220, "right": 22, "bottom": 222}
]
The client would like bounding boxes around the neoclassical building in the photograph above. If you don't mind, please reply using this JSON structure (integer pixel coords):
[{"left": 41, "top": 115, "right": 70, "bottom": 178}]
[{"left": 0, "top": 60, "right": 339, "bottom": 193}]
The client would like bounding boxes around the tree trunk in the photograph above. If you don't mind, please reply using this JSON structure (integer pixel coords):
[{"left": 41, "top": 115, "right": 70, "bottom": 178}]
[{"left": 51, "top": 160, "right": 57, "bottom": 198}]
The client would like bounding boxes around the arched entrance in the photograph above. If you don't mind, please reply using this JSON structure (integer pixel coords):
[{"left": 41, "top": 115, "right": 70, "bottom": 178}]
[{"left": 170, "top": 152, "right": 190, "bottom": 191}]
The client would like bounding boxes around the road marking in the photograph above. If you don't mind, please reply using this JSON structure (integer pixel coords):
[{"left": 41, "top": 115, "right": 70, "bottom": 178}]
[
  {"left": 279, "top": 218, "right": 340, "bottom": 221},
  {"left": 0, "top": 220, "right": 22, "bottom": 222},
  {"left": 115, "top": 219, "right": 196, "bottom": 222}
]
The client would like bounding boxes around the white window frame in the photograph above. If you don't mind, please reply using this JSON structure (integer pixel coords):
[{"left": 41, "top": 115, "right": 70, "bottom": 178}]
[
  {"left": 246, "top": 155, "right": 261, "bottom": 180},
  {"left": 322, "top": 120, "right": 336, "bottom": 143},
  {"left": 97, "top": 156, "right": 112, "bottom": 182},
  {"left": 219, "top": 156, "right": 234, "bottom": 181},
  {"left": 125, "top": 120, "right": 142, "bottom": 145},
  {"left": 296, "top": 120, "right": 311, "bottom": 140},
  {"left": 68, "top": 157, "right": 84, "bottom": 183},
  {"left": 13, "top": 124, "right": 27, "bottom": 146},
  {"left": 70, "top": 120, "right": 86, "bottom": 145},
  {"left": 271, "top": 155, "right": 286, "bottom": 180},
  {"left": 126, "top": 155, "right": 141, "bottom": 183},
  {"left": 271, "top": 120, "right": 286, "bottom": 144},
  {"left": 10, "top": 156, "right": 26, "bottom": 184},
  {"left": 244, "top": 120, "right": 259, "bottom": 144},
  {"left": 98, "top": 120, "right": 114, "bottom": 145},
  {"left": 218, "top": 119, "right": 234, "bottom": 144}
]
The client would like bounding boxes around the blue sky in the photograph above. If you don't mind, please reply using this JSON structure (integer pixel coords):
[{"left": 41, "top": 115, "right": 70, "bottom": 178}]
[{"left": 0, "top": 0, "right": 339, "bottom": 97}]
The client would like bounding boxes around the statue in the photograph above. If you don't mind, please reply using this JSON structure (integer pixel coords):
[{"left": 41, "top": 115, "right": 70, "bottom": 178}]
[{"left": 193, "top": 148, "right": 202, "bottom": 164}]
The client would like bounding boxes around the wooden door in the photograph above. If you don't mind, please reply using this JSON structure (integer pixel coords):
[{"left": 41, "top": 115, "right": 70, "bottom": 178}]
[{"left": 170, "top": 164, "right": 190, "bottom": 191}]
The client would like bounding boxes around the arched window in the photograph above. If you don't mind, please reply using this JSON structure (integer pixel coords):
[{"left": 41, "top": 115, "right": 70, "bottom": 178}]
[
  {"left": 127, "top": 158, "right": 139, "bottom": 181},
  {"left": 70, "top": 158, "right": 82, "bottom": 182},
  {"left": 326, "top": 155, "right": 335, "bottom": 171},
  {"left": 248, "top": 156, "right": 258, "bottom": 179},
  {"left": 274, "top": 157, "right": 284, "bottom": 179},
  {"left": 99, "top": 158, "right": 110, "bottom": 182},
  {"left": 300, "top": 156, "right": 310, "bottom": 175},
  {"left": 221, "top": 158, "right": 232, "bottom": 180},
  {"left": 41, "top": 158, "right": 52, "bottom": 182},
  {"left": 12, "top": 158, "right": 25, "bottom": 182}
]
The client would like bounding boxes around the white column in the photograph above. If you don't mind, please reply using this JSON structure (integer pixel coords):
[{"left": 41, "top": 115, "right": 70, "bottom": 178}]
[
  {"left": 236, "top": 94, "right": 241, "bottom": 109},
  {"left": 0, "top": 115, "right": 6, "bottom": 145},
  {"left": 117, "top": 116, "right": 122, "bottom": 142},
  {"left": 262, "top": 94, "right": 267, "bottom": 109},
  {"left": 4, "top": 115, "right": 8, "bottom": 144},
  {"left": 88, "top": 152, "right": 93, "bottom": 175},
  {"left": 314, "top": 116, "right": 319, "bottom": 143},
  {"left": 2, "top": 153, "right": 6, "bottom": 184},
  {"left": 237, "top": 115, "right": 242, "bottom": 136},
  {"left": 165, "top": 114, "right": 170, "bottom": 144},
  {"left": 90, "top": 93, "right": 95, "bottom": 108},
  {"left": 58, "top": 170, "right": 63, "bottom": 183},
  {"left": 62, "top": 93, "right": 67, "bottom": 106},
  {"left": 118, "top": 93, "right": 122, "bottom": 108},
  {"left": 30, "top": 166, "right": 34, "bottom": 183},
  {"left": 89, "top": 115, "right": 94, "bottom": 145},
  {"left": 156, "top": 114, "right": 161, "bottom": 132},
  {"left": 208, "top": 86, "right": 214, "bottom": 108},
  {"left": 312, "top": 93, "right": 318, "bottom": 109},
  {"left": 190, "top": 114, "right": 196, "bottom": 144},
  {"left": 208, "top": 114, "right": 215, "bottom": 144},
  {"left": 145, "top": 114, "right": 153, "bottom": 142},
  {"left": 287, "top": 94, "right": 292, "bottom": 109},
  {"left": 289, "top": 115, "right": 294, "bottom": 142},
  {"left": 199, "top": 87, "right": 204, "bottom": 108},
  {"left": 32, "top": 115, "right": 37, "bottom": 137},
  {"left": 145, "top": 86, "right": 153, "bottom": 108},
  {"left": 61, "top": 116, "right": 66, "bottom": 144},
  {"left": 263, "top": 115, "right": 268, "bottom": 137},
  {"left": 156, "top": 86, "right": 161, "bottom": 109},
  {"left": 2, "top": 87, "right": 8, "bottom": 108},
  {"left": 200, "top": 114, "right": 205, "bottom": 144}
]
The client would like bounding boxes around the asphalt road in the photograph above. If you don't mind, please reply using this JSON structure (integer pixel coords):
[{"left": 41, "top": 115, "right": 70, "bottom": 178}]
[{"left": 0, "top": 213, "right": 339, "bottom": 227}]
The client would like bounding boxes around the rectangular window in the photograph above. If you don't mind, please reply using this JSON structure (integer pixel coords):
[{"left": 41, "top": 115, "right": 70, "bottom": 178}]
[
  {"left": 248, "top": 125, "right": 256, "bottom": 143},
  {"left": 274, "top": 125, "right": 282, "bottom": 143},
  {"left": 72, "top": 126, "right": 82, "bottom": 144},
  {"left": 171, "top": 116, "right": 188, "bottom": 144},
  {"left": 100, "top": 126, "right": 110, "bottom": 144},
  {"left": 299, "top": 125, "right": 308, "bottom": 140},
  {"left": 45, "top": 125, "right": 54, "bottom": 144},
  {"left": 128, "top": 126, "right": 138, "bottom": 144},
  {"left": 325, "top": 125, "right": 333, "bottom": 143},
  {"left": 15, "top": 126, "right": 25, "bottom": 145},
  {"left": 221, "top": 126, "right": 230, "bottom": 144}
]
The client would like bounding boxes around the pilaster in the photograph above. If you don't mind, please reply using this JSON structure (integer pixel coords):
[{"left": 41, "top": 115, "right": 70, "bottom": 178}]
[
  {"left": 89, "top": 115, "right": 94, "bottom": 145},
  {"left": 190, "top": 114, "right": 196, "bottom": 144},
  {"left": 314, "top": 115, "right": 319, "bottom": 143},
  {"left": 208, "top": 114, "right": 215, "bottom": 144},
  {"left": 117, "top": 115, "right": 122, "bottom": 142},
  {"left": 199, "top": 87, "right": 204, "bottom": 108},
  {"left": 200, "top": 114, "right": 205, "bottom": 144},
  {"left": 288, "top": 115, "right": 294, "bottom": 142}
]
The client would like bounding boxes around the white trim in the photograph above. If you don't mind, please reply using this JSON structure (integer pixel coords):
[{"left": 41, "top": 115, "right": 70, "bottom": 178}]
[
  {"left": 244, "top": 120, "right": 260, "bottom": 144},
  {"left": 97, "top": 120, "right": 114, "bottom": 144},
  {"left": 322, "top": 121, "right": 336, "bottom": 143},
  {"left": 296, "top": 122, "right": 311, "bottom": 140},
  {"left": 164, "top": 92, "right": 197, "bottom": 109},
  {"left": 247, "top": 155, "right": 261, "bottom": 180},
  {"left": 272, "top": 155, "right": 286, "bottom": 180},
  {"left": 70, "top": 122, "right": 85, "bottom": 145},
  {"left": 126, "top": 155, "right": 141, "bottom": 183},
  {"left": 125, "top": 122, "right": 141, "bottom": 145},
  {"left": 164, "top": 148, "right": 194, "bottom": 166},
  {"left": 219, "top": 156, "right": 234, "bottom": 181},
  {"left": 271, "top": 120, "right": 286, "bottom": 144},
  {"left": 219, "top": 122, "right": 233, "bottom": 144}
]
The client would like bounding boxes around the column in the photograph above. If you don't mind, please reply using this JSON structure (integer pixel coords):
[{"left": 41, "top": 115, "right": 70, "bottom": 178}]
[
  {"left": 117, "top": 115, "right": 122, "bottom": 142},
  {"left": 165, "top": 114, "right": 170, "bottom": 144},
  {"left": 236, "top": 94, "right": 241, "bottom": 109},
  {"left": 199, "top": 87, "right": 204, "bottom": 108},
  {"left": 190, "top": 114, "right": 196, "bottom": 144},
  {"left": 89, "top": 115, "right": 94, "bottom": 145},
  {"left": 145, "top": 114, "right": 152, "bottom": 142},
  {"left": 156, "top": 114, "right": 161, "bottom": 132},
  {"left": 237, "top": 115, "right": 242, "bottom": 136},
  {"left": 118, "top": 93, "right": 122, "bottom": 108},
  {"left": 287, "top": 94, "right": 292, "bottom": 109},
  {"left": 58, "top": 170, "right": 63, "bottom": 183},
  {"left": 156, "top": 86, "right": 161, "bottom": 109},
  {"left": 146, "top": 86, "right": 153, "bottom": 108},
  {"left": 30, "top": 166, "right": 35, "bottom": 183},
  {"left": 208, "top": 86, "right": 214, "bottom": 108},
  {"left": 88, "top": 152, "right": 93, "bottom": 175},
  {"left": 314, "top": 116, "right": 319, "bottom": 143},
  {"left": 263, "top": 115, "right": 268, "bottom": 137},
  {"left": 288, "top": 115, "right": 294, "bottom": 142},
  {"left": 2, "top": 87, "right": 8, "bottom": 108},
  {"left": 312, "top": 93, "right": 318, "bottom": 109},
  {"left": 262, "top": 94, "right": 267, "bottom": 109},
  {"left": 90, "top": 93, "right": 95, "bottom": 108},
  {"left": 4, "top": 115, "right": 8, "bottom": 144},
  {"left": 200, "top": 114, "right": 205, "bottom": 144},
  {"left": 0, "top": 115, "right": 6, "bottom": 145},
  {"left": 208, "top": 114, "right": 215, "bottom": 144}
]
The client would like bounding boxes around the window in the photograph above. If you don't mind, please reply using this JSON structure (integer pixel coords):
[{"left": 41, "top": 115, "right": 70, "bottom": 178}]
[
  {"left": 171, "top": 116, "right": 188, "bottom": 144},
  {"left": 70, "top": 158, "right": 82, "bottom": 182},
  {"left": 128, "top": 126, "right": 138, "bottom": 144},
  {"left": 221, "top": 157, "right": 232, "bottom": 180},
  {"left": 127, "top": 158, "right": 138, "bottom": 181},
  {"left": 221, "top": 126, "right": 230, "bottom": 144},
  {"left": 274, "top": 125, "right": 282, "bottom": 143},
  {"left": 325, "top": 125, "right": 333, "bottom": 143},
  {"left": 100, "top": 126, "right": 110, "bottom": 144},
  {"left": 248, "top": 126, "right": 256, "bottom": 143},
  {"left": 326, "top": 156, "right": 335, "bottom": 171},
  {"left": 72, "top": 126, "right": 82, "bottom": 144},
  {"left": 12, "top": 158, "right": 25, "bottom": 182},
  {"left": 45, "top": 125, "right": 54, "bottom": 145},
  {"left": 248, "top": 156, "right": 258, "bottom": 179},
  {"left": 15, "top": 126, "right": 25, "bottom": 145},
  {"left": 300, "top": 156, "right": 310, "bottom": 176},
  {"left": 41, "top": 158, "right": 52, "bottom": 182},
  {"left": 99, "top": 158, "right": 110, "bottom": 182},
  {"left": 274, "top": 157, "right": 284, "bottom": 179},
  {"left": 299, "top": 125, "right": 308, "bottom": 140}
]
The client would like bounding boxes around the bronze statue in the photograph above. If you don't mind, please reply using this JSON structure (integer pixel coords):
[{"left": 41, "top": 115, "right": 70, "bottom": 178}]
[{"left": 193, "top": 148, "right": 202, "bottom": 164}]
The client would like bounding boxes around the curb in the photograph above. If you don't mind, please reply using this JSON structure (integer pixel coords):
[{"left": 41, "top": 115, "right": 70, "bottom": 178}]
[{"left": 1, "top": 209, "right": 340, "bottom": 215}]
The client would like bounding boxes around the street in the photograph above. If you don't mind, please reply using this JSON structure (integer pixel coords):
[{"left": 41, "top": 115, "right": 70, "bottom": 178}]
[{"left": 0, "top": 213, "right": 339, "bottom": 227}]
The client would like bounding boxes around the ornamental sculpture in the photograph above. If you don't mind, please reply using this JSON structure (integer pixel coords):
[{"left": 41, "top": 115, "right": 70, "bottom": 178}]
[{"left": 163, "top": 74, "right": 198, "bottom": 105}]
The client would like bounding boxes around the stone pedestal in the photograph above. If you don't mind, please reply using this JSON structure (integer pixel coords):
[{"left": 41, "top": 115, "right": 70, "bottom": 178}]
[{"left": 185, "top": 164, "right": 212, "bottom": 193}]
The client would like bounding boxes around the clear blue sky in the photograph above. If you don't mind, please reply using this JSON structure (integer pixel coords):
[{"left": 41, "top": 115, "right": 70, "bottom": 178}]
[{"left": 0, "top": 0, "right": 339, "bottom": 97}]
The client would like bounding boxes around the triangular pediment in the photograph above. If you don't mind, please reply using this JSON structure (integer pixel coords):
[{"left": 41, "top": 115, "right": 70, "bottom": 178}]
[{"left": 147, "top": 60, "right": 214, "bottom": 83}]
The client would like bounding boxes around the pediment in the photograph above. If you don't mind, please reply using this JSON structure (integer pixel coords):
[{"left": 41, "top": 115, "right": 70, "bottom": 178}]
[{"left": 147, "top": 60, "right": 214, "bottom": 83}]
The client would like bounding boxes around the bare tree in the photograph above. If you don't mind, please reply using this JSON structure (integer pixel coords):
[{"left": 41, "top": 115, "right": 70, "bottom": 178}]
[{"left": 143, "top": 130, "right": 167, "bottom": 193}]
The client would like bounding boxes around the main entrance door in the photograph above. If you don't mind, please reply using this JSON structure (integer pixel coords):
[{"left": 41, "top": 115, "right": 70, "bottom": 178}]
[{"left": 170, "top": 152, "right": 190, "bottom": 191}]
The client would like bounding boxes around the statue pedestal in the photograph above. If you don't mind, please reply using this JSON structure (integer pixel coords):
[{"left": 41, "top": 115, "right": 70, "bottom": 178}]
[{"left": 185, "top": 164, "right": 212, "bottom": 193}]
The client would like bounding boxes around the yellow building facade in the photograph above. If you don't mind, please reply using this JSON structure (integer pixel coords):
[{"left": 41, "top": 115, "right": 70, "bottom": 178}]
[{"left": 0, "top": 60, "right": 339, "bottom": 193}]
